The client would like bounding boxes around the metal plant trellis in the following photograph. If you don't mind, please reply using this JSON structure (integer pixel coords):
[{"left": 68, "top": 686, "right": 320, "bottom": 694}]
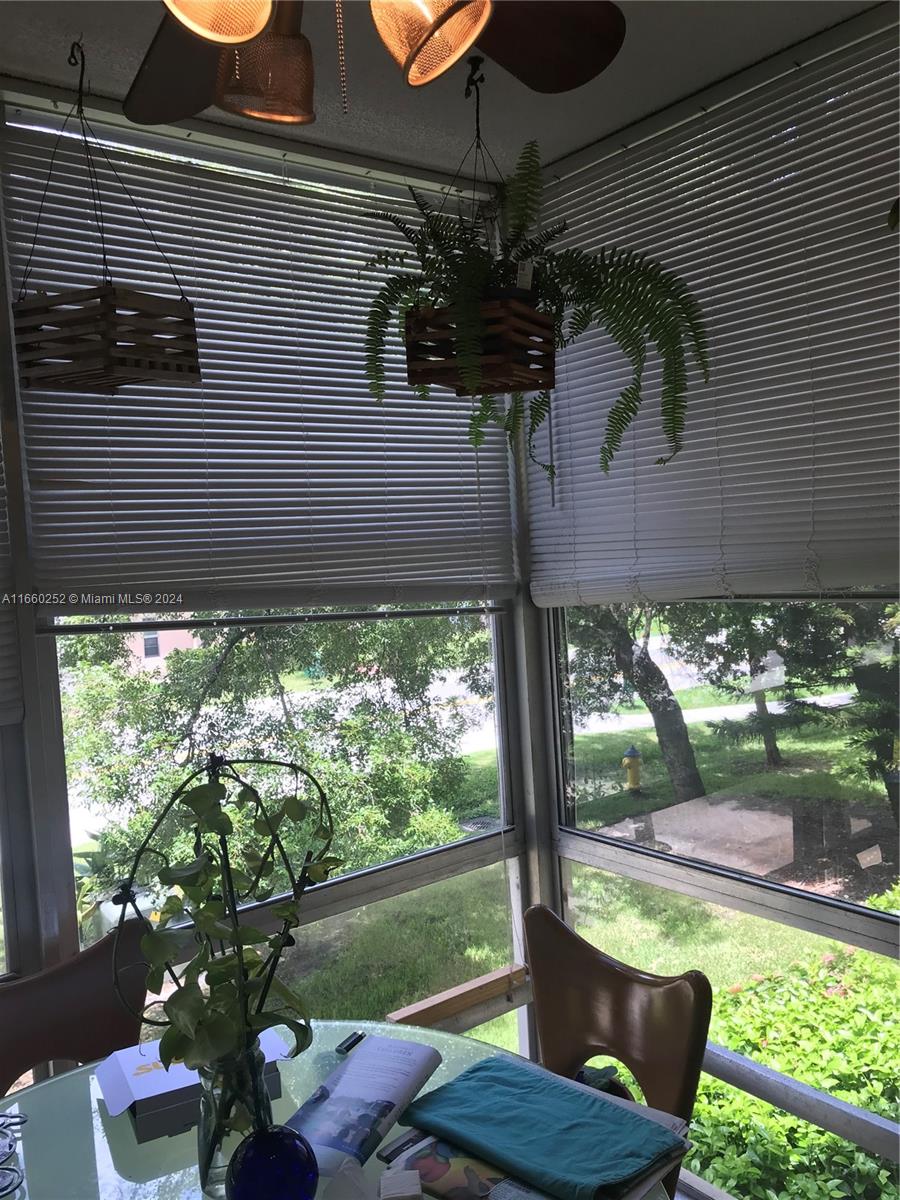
[{"left": 12, "top": 41, "right": 201, "bottom": 394}]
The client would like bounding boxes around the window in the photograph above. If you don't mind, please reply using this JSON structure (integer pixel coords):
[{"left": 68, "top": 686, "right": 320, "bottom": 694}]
[
  {"left": 564, "top": 863, "right": 900, "bottom": 1199},
  {"left": 558, "top": 600, "right": 899, "bottom": 910},
  {"left": 58, "top": 607, "right": 508, "bottom": 947},
  {"left": 281, "top": 864, "right": 514, "bottom": 1028},
  {"left": 141, "top": 632, "right": 160, "bottom": 659},
  {"left": 1, "top": 108, "right": 514, "bottom": 612}
]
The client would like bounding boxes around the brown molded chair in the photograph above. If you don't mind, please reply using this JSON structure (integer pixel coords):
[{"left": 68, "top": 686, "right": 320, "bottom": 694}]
[
  {"left": 0, "top": 919, "right": 149, "bottom": 1095},
  {"left": 524, "top": 904, "right": 712, "bottom": 1198}
]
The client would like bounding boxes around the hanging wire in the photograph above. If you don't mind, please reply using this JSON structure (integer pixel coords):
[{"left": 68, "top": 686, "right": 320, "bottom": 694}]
[
  {"left": 435, "top": 56, "right": 504, "bottom": 227},
  {"left": 18, "top": 40, "right": 188, "bottom": 301}
]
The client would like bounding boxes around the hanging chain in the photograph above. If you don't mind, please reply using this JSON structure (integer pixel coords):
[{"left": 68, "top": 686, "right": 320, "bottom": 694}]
[{"left": 334, "top": 0, "right": 349, "bottom": 114}]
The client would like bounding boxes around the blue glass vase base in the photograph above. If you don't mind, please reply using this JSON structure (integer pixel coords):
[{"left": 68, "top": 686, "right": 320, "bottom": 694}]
[{"left": 225, "top": 1125, "right": 319, "bottom": 1200}]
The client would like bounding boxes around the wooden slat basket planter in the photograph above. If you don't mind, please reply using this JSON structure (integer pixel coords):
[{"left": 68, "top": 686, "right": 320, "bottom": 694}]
[
  {"left": 405, "top": 297, "right": 555, "bottom": 396},
  {"left": 13, "top": 284, "right": 201, "bottom": 393}
]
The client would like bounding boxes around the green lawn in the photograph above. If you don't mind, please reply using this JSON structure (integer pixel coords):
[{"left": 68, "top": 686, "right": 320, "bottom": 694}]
[
  {"left": 280, "top": 865, "right": 514, "bottom": 1023},
  {"left": 619, "top": 682, "right": 733, "bottom": 713},
  {"left": 568, "top": 721, "right": 884, "bottom": 829},
  {"left": 452, "top": 720, "right": 885, "bottom": 833},
  {"left": 281, "top": 671, "right": 330, "bottom": 693},
  {"left": 566, "top": 863, "right": 846, "bottom": 990}
]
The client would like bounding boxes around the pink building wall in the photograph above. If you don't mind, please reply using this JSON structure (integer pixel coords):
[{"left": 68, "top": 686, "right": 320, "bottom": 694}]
[{"left": 126, "top": 627, "right": 199, "bottom": 674}]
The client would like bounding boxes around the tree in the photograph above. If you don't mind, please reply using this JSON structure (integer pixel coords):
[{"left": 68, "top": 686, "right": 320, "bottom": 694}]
[
  {"left": 61, "top": 609, "right": 495, "bottom": 907},
  {"left": 566, "top": 606, "right": 706, "bottom": 803},
  {"left": 662, "top": 601, "right": 891, "bottom": 767}
]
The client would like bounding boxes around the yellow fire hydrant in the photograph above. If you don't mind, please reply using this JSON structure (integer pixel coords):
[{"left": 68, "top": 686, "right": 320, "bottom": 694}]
[{"left": 622, "top": 745, "right": 642, "bottom": 793}]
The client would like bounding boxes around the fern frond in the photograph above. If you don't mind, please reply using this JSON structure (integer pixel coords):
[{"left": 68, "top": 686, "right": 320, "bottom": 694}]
[
  {"left": 409, "top": 188, "right": 435, "bottom": 220},
  {"left": 376, "top": 211, "right": 423, "bottom": 250},
  {"left": 469, "top": 394, "right": 501, "bottom": 446},
  {"left": 358, "top": 250, "right": 408, "bottom": 278},
  {"left": 511, "top": 221, "right": 567, "bottom": 263},
  {"left": 527, "top": 389, "right": 555, "bottom": 478},
  {"left": 501, "top": 140, "right": 542, "bottom": 249},
  {"left": 451, "top": 251, "right": 491, "bottom": 395},
  {"left": 364, "top": 273, "right": 424, "bottom": 402},
  {"left": 504, "top": 391, "right": 525, "bottom": 440},
  {"left": 600, "top": 365, "right": 645, "bottom": 474}
]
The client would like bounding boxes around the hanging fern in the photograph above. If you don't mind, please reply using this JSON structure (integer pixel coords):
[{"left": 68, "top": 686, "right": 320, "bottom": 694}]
[{"left": 363, "top": 141, "right": 710, "bottom": 475}]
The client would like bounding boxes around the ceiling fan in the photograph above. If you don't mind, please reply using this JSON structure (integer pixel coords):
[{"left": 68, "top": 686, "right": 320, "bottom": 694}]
[{"left": 124, "top": 0, "right": 626, "bottom": 127}]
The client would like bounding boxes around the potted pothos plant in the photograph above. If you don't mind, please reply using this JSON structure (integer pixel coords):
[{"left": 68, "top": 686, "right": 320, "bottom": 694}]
[
  {"left": 364, "top": 141, "right": 710, "bottom": 474},
  {"left": 112, "top": 753, "right": 339, "bottom": 1199}
]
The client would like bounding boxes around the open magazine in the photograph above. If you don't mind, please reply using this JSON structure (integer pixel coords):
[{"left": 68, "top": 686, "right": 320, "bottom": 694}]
[{"left": 286, "top": 1035, "right": 441, "bottom": 1174}]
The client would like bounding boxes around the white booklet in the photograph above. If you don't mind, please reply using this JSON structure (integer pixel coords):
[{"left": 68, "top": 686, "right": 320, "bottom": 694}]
[{"left": 287, "top": 1034, "right": 441, "bottom": 1173}]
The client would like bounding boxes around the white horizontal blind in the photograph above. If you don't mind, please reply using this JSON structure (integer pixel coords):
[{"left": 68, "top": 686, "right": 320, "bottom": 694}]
[
  {"left": 1, "top": 110, "right": 514, "bottom": 610},
  {"left": 529, "top": 27, "right": 899, "bottom": 605}
]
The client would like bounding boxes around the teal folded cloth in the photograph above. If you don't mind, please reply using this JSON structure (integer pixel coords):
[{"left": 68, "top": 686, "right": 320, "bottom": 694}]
[{"left": 404, "top": 1057, "right": 685, "bottom": 1200}]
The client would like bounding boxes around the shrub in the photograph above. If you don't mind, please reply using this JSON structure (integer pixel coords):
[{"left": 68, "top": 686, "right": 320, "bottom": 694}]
[{"left": 688, "top": 946, "right": 900, "bottom": 1199}]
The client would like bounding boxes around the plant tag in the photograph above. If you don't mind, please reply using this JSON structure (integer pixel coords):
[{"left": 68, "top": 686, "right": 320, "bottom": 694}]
[{"left": 516, "top": 260, "right": 534, "bottom": 291}]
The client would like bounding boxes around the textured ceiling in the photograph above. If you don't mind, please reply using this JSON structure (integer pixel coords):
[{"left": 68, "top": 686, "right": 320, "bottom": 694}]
[{"left": 0, "top": 0, "right": 881, "bottom": 175}]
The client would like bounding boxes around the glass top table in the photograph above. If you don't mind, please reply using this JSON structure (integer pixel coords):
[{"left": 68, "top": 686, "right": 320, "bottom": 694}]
[{"left": 1, "top": 1020, "right": 667, "bottom": 1200}]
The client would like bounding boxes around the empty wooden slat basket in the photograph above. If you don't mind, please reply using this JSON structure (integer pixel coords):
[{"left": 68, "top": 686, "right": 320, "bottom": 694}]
[
  {"left": 13, "top": 285, "right": 201, "bottom": 393},
  {"left": 405, "top": 297, "right": 555, "bottom": 396}
]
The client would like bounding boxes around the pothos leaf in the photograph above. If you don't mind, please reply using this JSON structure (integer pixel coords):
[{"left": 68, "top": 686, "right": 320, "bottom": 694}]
[
  {"left": 164, "top": 981, "right": 206, "bottom": 1038},
  {"left": 146, "top": 964, "right": 166, "bottom": 996},
  {"left": 199, "top": 807, "right": 233, "bottom": 838},
  {"left": 158, "top": 854, "right": 210, "bottom": 888},
  {"left": 283, "top": 794, "right": 309, "bottom": 823},
  {"left": 249, "top": 1012, "right": 313, "bottom": 1059},
  {"left": 181, "top": 1013, "right": 240, "bottom": 1070},
  {"left": 159, "top": 1024, "right": 191, "bottom": 1070},
  {"left": 179, "top": 781, "right": 226, "bottom": 817},
  {"left": 155, "top": 893, "right": 184, "bottom": 930},
  {"left": 307, "top": 856, "right": 342, "bottom": 884},
  {"left": 141, "top": 928, "right": 183, "bottom": 969}
]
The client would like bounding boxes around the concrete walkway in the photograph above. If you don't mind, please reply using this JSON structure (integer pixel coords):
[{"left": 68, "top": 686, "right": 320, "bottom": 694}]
[{"left": 596, "top": 785, "right": 874, "bottom": 881}]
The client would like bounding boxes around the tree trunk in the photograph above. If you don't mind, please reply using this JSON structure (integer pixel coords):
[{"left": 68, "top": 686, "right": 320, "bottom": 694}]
[
  {"left": 645, "top": 689, "right": 708, "bottom": 803},
  {"left": 603, "top": 614, "right": 706, "bottom": 803},
  {"left": 752, "top": 689, "right": 784, "bottom": 767}
]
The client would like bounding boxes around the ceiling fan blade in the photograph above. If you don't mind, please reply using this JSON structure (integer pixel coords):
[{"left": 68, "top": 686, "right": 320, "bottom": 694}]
[
  {"left": 124, "top": 13, "right": 221, "bottom": 125},
  {"left": 477, "top": 0, "right": 626, "bottom": 94}
]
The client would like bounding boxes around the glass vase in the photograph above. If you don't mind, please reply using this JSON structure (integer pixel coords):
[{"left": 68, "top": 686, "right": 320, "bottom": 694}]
[{"left": 197, "top": 1039, "right": 272, "bottom": 1200}]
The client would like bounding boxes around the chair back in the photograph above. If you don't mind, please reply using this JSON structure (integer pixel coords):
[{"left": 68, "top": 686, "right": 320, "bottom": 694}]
[
  {"left": 524, "top": 904, "right": 711, "bottom": 1193},
  {"left": 0, "top": 919, "right": 148, "bottom": 1095}
]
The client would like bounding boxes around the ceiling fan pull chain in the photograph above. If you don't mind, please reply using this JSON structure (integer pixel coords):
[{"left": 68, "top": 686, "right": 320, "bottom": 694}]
[{"left": 335, "top": 0, "right": 349, "bottom": 113}]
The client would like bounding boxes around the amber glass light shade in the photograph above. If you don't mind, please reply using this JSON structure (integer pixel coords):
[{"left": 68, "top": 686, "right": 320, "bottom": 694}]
[
  {"left": 370, "top": 0, "right": 494, "bottom": 87},
  {"left": 163, "top": 0, "right": 273, "bottom": 45},
  {"left": 216, "top": 0, "right": 315, "bottom": 124}
]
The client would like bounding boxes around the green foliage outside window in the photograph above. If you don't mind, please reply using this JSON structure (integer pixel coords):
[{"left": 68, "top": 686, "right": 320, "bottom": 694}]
[
  {"left": 688, "top": 947, "right": 899, "bottom": 1200},
  {"left": 63, "top": 610, "right": 498, "bottom": 922}
]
